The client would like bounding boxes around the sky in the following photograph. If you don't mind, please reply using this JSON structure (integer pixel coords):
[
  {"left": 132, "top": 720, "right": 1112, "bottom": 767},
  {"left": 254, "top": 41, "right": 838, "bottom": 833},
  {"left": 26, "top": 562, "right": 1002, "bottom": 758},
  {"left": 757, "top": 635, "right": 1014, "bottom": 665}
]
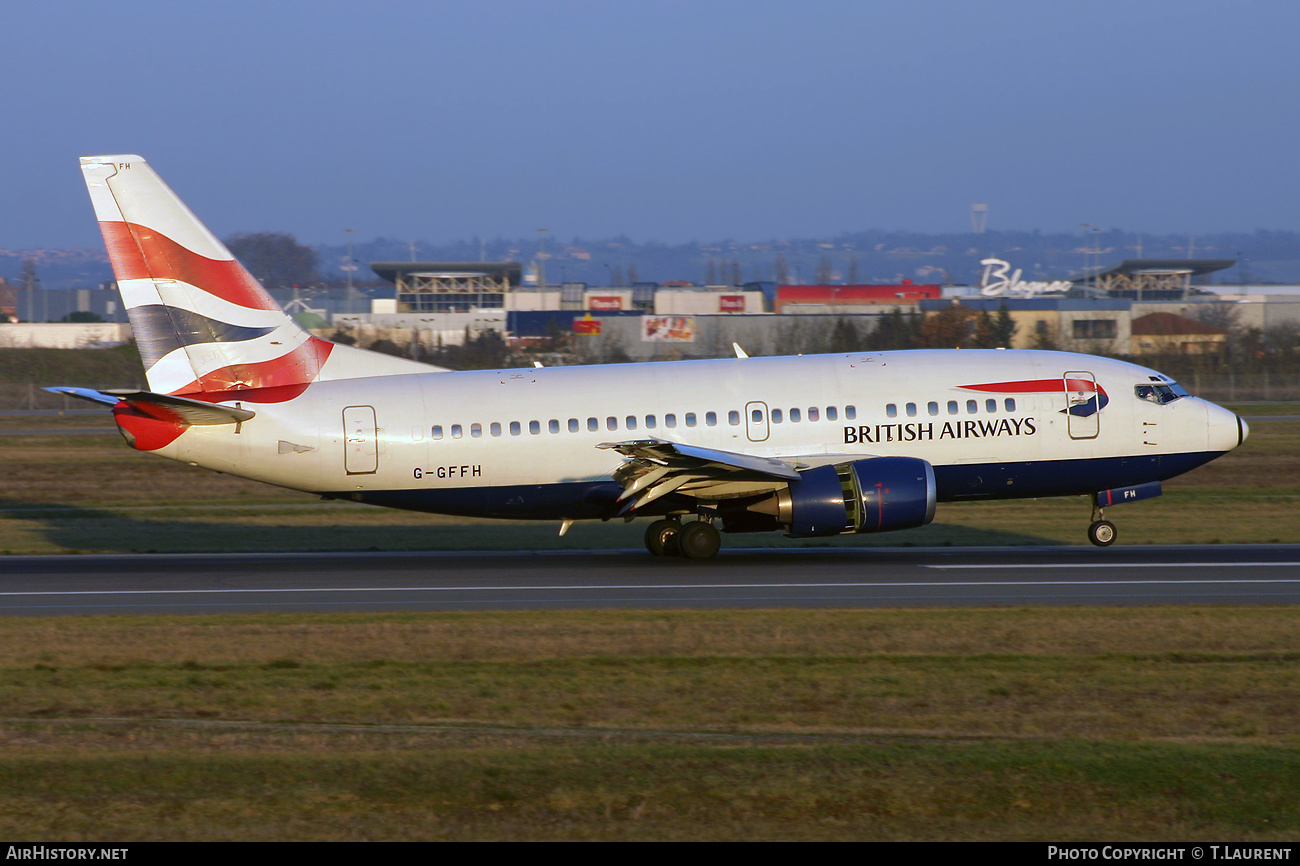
[{"left": 5, "top": 0, "right": 1300, "bottom": 250}]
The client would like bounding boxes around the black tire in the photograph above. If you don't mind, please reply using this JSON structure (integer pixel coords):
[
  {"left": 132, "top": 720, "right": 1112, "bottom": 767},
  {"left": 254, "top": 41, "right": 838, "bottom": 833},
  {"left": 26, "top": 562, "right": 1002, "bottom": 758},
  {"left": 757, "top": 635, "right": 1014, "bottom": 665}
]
[
  {"left": 677, "top": 521, "right": 721, "bottom": 560},
  {"left": 1088, "top": 519, "right": 1117, "bottom": 547},
  {"left": 645, "top": 519, "right": 681, "bottom": 557}
]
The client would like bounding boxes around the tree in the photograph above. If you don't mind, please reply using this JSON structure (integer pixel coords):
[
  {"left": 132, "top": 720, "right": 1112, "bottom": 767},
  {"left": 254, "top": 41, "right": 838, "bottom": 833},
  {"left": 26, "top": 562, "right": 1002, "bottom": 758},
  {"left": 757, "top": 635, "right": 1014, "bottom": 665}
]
[
  {"left": 224, "top": 232, "right": 320, "bottom": 288},
  {"left": 774, "top": 254, "right": 790, "bottom": 284},
  {"left": 1031, "top": 319, "right": 1059, "bottom": 351},
  {"left": 868, "top": 307, "right": 920, "bottom": 351},
  {"left": 971, "top": 310, "right": 998, "bottom": 349},
  {"left": 994, "top": 302, "right": 1018, "bottom": 348},
  {"left": 918, "top": 303, "right": 976, "bottom": 349},
  {"left": 829, "top": 317, "right": 861, "bottom": 352},
  {"left": 815, "top": 256, "right": 833, "bottom": 284}
]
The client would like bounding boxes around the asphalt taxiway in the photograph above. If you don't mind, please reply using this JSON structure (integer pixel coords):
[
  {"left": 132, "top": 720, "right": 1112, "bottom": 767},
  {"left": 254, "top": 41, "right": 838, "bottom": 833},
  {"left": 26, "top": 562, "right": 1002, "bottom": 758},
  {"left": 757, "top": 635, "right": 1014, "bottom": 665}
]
[{"left": 1, "top": 544, "right": 1298, "bottom": 615}]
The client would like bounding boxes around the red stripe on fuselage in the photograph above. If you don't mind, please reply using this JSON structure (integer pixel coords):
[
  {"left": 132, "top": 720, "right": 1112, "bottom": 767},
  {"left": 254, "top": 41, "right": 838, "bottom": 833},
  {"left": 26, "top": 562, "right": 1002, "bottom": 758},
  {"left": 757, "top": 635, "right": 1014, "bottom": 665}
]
[
  {"left": 97, "top": 220, "right": 279, "bottom": 311},
  {"left": 959, "top": 378, "right": 1105, "bottom": 396}
]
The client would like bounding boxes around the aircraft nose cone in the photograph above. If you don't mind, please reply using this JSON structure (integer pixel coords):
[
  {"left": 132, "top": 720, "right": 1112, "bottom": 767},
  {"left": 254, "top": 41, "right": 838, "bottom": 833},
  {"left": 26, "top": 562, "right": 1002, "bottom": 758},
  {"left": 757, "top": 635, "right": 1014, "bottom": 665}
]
[{"left": 1205, "top": 402, "right": 1246, "bottom": 452}]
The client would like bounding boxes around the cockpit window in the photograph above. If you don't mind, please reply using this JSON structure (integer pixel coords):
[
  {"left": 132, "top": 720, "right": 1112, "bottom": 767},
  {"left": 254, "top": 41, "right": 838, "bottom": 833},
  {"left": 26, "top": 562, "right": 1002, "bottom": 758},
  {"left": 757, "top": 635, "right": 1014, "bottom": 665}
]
[{"left": 1134, "top": 382, "right": 1186, "bottom": 405}]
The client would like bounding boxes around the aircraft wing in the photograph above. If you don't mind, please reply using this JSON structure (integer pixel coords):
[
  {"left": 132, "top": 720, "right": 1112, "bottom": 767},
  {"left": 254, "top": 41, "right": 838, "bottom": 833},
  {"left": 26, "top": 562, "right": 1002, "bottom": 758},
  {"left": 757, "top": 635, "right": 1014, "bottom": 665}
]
[
  {"left": 597, "top": 438, "right": 833, "bottom": 514},
  {"left": 45, "top": 387, "right": 255, "bottom": 426}
]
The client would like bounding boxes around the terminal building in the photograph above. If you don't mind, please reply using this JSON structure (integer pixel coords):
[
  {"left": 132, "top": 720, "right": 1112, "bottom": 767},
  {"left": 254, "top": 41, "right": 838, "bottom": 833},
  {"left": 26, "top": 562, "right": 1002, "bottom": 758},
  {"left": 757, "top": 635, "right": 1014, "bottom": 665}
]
[
  {"left": 303, "top": 255, "right": 1300, "bottom": 362},
  {"left": 9, "top": 254, "right": 1297, "bottom": 361}
]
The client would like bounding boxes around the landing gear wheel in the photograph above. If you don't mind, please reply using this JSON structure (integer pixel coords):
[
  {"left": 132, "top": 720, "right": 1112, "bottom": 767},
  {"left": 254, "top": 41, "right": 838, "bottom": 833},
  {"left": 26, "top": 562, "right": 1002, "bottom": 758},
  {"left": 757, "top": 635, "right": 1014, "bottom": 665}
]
[
  {"left": 1088, "top": 519, "right": 1117, "bottom": 547},
  {"left": 645, "top": 519, "right": 682, "bottom": 557},
  {"left": 676, "top": 521, "right": 721, "bottom": 560}
]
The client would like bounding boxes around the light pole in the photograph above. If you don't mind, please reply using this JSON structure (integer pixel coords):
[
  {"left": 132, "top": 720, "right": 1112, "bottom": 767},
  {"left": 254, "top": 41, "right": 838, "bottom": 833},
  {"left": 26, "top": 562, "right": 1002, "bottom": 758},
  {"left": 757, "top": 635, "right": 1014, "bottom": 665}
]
[
  {"left": 536, "top": 228, "right": 550, "bottom": 290},
  {"left": 342, "top": 228, "right": 357, "bottom": 315},
  {"left": 1080, "top": 223, "right": 1103, "bottom": 290}
]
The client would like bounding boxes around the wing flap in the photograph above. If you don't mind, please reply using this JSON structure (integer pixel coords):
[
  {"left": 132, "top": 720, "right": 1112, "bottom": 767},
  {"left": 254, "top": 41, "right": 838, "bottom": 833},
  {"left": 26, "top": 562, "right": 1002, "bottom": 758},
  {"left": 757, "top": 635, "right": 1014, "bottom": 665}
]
[
  {"left": 597, "top": 438, "right": 807, "bottom": 514},
  {"left": 598, "top": 438, "right": 802, "bottom": 480}
]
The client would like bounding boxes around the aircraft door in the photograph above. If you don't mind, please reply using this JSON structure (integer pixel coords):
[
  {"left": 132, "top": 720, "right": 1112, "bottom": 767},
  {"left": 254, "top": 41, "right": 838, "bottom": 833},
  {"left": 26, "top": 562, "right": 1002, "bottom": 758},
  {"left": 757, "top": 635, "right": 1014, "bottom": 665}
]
[
  {"left": 1064, "top": 372, "right": 1100, "bottom": 440},
  {"left": 343, "top": 405, "right": 379, "bottom": 474},
  {"left": 746, "top": 401, "right": 770, "bottom": 442}
]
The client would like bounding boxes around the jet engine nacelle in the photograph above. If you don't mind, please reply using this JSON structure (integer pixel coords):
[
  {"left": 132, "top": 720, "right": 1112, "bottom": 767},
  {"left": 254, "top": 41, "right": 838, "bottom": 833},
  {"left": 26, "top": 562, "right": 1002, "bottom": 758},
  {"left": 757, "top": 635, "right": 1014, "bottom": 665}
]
[{"left": 779, "top": 457, "right": 937, "bottom": 537}]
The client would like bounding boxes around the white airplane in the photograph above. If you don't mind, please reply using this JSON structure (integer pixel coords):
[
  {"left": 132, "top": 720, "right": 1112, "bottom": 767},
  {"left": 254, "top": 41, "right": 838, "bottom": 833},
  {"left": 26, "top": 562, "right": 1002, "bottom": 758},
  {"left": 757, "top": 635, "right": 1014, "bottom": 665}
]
[{"left": 53, "top": 155, "right": 1249, "bottom": 559}]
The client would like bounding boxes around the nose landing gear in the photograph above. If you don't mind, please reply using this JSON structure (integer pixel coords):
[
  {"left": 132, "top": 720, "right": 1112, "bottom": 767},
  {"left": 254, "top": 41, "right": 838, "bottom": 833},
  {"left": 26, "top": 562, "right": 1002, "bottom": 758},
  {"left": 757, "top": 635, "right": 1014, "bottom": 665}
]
[{"left": 1088, "top": 505, "right": 1117, "bottom": 547}]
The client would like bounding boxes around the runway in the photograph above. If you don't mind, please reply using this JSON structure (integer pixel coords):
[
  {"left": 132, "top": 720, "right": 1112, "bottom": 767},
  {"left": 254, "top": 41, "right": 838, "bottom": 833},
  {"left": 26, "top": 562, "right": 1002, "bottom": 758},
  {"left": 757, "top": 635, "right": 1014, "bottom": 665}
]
[{"left": 2, "top": 544, "right": 1299, "bottom": 615}]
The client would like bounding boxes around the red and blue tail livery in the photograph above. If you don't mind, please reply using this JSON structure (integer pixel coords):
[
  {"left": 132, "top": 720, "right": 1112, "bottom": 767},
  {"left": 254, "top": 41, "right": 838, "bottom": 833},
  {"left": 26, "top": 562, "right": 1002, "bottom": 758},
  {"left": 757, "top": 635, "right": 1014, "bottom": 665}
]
[{"left": 50, "top": 155, "right": 1249, "bottom": 558}]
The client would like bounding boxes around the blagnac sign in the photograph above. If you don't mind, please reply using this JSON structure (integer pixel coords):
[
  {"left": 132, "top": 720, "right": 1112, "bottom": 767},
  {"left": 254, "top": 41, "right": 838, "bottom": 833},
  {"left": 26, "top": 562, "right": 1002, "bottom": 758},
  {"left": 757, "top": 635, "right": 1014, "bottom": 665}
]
[{"left": 979, "top": 258, "right": 1072, "bottom": 297}]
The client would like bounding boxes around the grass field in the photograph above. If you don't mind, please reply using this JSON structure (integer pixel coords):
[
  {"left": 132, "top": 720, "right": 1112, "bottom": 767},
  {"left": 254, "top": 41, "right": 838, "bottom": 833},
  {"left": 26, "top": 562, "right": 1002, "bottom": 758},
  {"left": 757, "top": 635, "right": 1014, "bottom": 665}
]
[{"left": 1, "top": 608, "right": 1297, "bottom": 841}]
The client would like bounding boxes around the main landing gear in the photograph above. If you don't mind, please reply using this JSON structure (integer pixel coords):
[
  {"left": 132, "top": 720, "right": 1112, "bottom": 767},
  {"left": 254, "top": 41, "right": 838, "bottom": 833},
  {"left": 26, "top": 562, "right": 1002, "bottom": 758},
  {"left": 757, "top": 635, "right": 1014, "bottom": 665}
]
[
  {"left": 1087, "top": 505, "right": 1117, "bottom": 547},
  {"left": 644, "top": 516, "right": 721, "bottom": 560}
]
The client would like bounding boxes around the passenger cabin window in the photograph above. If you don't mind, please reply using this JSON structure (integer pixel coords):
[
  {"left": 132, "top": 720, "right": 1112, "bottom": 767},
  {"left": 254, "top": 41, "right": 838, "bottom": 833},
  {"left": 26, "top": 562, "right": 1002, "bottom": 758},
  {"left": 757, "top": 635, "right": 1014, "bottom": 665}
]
[
  {"left": 607, "top": 417, "right": 617, "bottom": 431},
  {"left": 432, "top": 425, "right": 443, "bottom": 440},
  {"left": 665, "top": 414, "right": 677, "bottom": 428},
  {"left": 686, "top": 413, "right": 698, "bottom": 427},
  {"left": 729, "top": 410, "right": 740, "bottom": 426},
  {"left": 529, "top": 421, "right": 541, "bottom": 435},
  {"left": 510, "top": 421, "right": 521, "bottom": 436},
  {"left": 905, "top": 403, "right": 917, "bottom": 417},
  {"left": 625, "top": 416, "right": 637, "bottom": 431},
  {"left": 986, "top": 399, "right": 997, "bottom": 412},
  {"left": 827, "top": 407, "right": 838, "bottom": 421},
  {"left": 471, "top": 423, "right": 482, "bottom": 438},
  {"left": 548, "top": 419, "right": 560, "bottom": 434},
  {"left": 845, "top": 405, "right": 856, "bottom": 420},
  {"left": 645, "top": 415, "right": 656, "bottom": 429},
  {"left": 886, "top": 404, "right": 897, "bottom": 418},
  {"left": 772, "top": 409, "right": 783, "bottom": 423},
  {"left": 927, "top": 402, "right": 939, "bottom": 416},
  {"left": 451, "top": 424, "right": 463, "bottom": 439},
  {"left": 491, "top": 422, "right": 502, "bottom": 437},
  {"left": 706, "top": 412, "right": 718, "bottom": 427},
  {"left": 568, "top": 419, "right": 579, "bottom": 433},
  {"left": 967, "top": 400, "right": 978, "bottom": 414},
  {"left": 1004, "top": 398, "right": 1016, "bottom": 412},
  {"left": 948, "top": 401, "right": 958, "bottom": 415},
  {"left": 808, "top": 407, "right": 820, "bottom": 422},
  {"left": 588, "top": 418, "right": 599, "bottom": 432},
  {"left": 790, "top": 408, "right": 800, "bottom": 422}
]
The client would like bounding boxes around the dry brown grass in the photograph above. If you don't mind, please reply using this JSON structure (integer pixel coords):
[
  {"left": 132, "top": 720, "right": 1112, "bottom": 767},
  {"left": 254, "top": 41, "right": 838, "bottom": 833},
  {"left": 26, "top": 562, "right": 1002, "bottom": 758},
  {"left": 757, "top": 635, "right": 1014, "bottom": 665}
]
[
  {"left": 2, "top": 608, "right": 1297, "bottom": 743},
  {"left": 1, "top": 608, "right": 1297, "bottom": 840}
]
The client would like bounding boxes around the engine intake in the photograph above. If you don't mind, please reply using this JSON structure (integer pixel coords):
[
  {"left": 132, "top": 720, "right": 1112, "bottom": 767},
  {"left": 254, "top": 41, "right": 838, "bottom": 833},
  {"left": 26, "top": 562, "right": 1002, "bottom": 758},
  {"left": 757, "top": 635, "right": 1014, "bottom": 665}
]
[{"left": 778, "top": 457, "right": 936, "bottom": 537}]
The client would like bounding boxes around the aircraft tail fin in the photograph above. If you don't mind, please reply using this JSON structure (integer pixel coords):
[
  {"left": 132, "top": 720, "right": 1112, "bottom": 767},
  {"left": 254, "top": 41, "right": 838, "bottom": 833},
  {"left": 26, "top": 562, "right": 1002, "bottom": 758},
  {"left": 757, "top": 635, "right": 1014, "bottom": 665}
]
[{"left": 80, "top": 155, "right": 440, "bottom": 403}]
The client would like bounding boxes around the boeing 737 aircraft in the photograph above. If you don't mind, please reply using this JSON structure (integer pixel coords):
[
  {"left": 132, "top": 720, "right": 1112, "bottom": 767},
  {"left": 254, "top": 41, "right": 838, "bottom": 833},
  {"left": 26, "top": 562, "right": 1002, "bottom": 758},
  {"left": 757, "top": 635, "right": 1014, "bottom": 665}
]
[{"left": 52, "top": 155, "right": 1249, "bottom": 559}]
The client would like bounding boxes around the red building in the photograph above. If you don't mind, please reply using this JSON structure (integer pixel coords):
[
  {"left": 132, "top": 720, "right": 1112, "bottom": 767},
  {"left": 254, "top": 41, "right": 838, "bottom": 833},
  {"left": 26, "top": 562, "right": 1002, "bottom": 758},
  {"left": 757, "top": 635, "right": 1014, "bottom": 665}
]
[{"left": 774, "top": 282, "right": 940, "bottom": 313}]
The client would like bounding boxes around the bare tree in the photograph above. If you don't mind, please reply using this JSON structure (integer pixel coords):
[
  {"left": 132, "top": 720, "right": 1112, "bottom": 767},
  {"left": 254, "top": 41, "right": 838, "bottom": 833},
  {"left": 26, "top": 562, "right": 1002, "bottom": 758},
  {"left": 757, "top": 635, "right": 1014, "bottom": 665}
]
[{"left": 225, "top": 232, "right": 320, "bottom": 287}]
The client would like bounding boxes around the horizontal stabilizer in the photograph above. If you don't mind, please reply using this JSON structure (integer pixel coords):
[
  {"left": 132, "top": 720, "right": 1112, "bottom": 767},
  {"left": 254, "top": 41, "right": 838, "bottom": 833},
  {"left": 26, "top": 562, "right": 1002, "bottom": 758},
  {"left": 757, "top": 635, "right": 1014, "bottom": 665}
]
[{"left": 45, "top": 387, "right": 255, "bottom": 426}]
